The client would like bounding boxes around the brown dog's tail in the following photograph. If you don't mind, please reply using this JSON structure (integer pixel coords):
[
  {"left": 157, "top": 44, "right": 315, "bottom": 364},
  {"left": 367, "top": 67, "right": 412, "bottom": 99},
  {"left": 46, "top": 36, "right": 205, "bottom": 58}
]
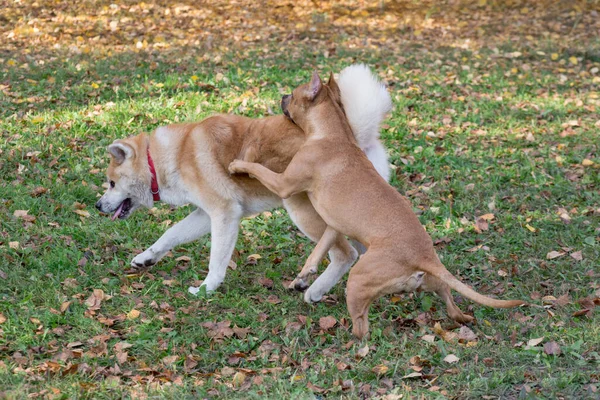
[{"left": 420, "top": 262, "right": 525, "bottom": 308}]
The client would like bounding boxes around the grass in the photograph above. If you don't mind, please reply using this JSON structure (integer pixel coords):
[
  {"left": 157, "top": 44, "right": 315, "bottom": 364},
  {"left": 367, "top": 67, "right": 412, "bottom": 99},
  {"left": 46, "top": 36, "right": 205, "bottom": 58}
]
[{"left": 1, "top": 1, "right": 600, "bottom": 398}]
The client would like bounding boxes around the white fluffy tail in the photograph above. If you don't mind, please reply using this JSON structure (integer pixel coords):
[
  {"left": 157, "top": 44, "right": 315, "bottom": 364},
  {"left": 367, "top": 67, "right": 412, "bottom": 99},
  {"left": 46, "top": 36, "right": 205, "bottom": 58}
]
[{"left": 337, "top": 64, "right": 393, "bottom": 150}]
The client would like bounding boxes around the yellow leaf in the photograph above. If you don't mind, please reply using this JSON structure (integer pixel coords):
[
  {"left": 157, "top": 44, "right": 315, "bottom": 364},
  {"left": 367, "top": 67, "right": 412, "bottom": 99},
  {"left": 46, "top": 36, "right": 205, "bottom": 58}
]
[
  {"left": 91, "top": 82, "right": 99, "bottom": 89},
  {"left": 569, "top": 56, "right": 578, "bottom": 65},
  {"left": 31, "top": 116, "right": 44, "bottom": 124},
  {"left": 191, "top": 75, "right": 198, "bottom": 82},
  {"left": 525, "top": 224, "right": 536, "bottom": 232},
  {"left": 520, "top": 7, "right": 529, "bottom": 14},
  {"left": 551, "top": 53, "right": 559, "bottom": 61},
  {"left": 73, "top": 209, "right": 90, "bottom": 218},
  {"left": 582, "top": 159, "right": 594, "bottom": 166},
  {"left": 127, "top": 309, "right": 140, "bottom": 320},
  {"left": 371, "top": 364, "right": 389, "bottom": 375},
  {"left": 6, "top": 59, "right": 16, "bottom": 66},
  {"left": 232, "top": 371, "right": 246, "bottom": 387}
]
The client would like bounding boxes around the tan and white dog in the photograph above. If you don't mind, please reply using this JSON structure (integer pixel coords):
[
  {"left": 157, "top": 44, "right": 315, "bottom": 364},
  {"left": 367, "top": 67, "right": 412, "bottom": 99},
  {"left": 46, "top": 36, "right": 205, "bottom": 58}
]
[{"left": 96, "top": 65, "right": 392, "bottom": 301}]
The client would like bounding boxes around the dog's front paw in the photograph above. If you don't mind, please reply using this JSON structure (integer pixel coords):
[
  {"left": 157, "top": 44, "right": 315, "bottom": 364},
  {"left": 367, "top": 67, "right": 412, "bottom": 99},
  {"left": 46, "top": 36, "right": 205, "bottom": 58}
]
[
  {"left": 288, "top": 277, "right": 309, "bottom": 292},
  {"left": 228, "top": 160, "right": 246, "bottom": 175},
  {"left": 131, "top": 251, "right": 159, "bottom": 269},
  {"left": 304, "top": 287, "right": 324, "bottom": 304}
]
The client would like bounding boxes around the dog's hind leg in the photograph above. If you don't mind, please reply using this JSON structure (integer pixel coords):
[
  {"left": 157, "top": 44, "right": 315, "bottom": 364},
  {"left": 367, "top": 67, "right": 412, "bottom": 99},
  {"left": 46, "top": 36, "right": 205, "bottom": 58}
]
[
  {"left": 200, "top": 206, "right": 244, "bottom": 292},
  {"left": 420, "top": 274, "right": 474, "bottom": 324},
  {"left": 345, "top": 251, "right": 390, "bottom": 339},
  {"left": 132, "top": 208, "right": 211, "bottom": 268},
  {"left": 305, "top": 234, "right": 357, "bottom": 303}
]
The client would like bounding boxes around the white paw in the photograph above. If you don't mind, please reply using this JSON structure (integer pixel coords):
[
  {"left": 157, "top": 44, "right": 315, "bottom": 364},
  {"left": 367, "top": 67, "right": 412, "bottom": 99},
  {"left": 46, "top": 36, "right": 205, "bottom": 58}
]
[
  {"left": 131, "top": 250, "right": 158, "bottom": 268},
  {"left": 304, "top": 287, "right": 324, "bottom": 304}
]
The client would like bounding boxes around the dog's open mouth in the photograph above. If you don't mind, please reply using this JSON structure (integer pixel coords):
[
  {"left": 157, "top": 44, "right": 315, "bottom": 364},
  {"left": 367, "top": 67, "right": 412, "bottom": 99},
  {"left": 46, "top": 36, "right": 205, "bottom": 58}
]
[{"left": 111, "top": 198, "right": 132, "bottom": 221}]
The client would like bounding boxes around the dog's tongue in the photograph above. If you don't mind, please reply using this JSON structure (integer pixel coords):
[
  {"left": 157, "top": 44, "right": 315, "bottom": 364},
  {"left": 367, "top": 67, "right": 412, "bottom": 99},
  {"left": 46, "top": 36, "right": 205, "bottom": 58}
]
[{"left": 111, "top": 201, "right": 125, "bottom": 221}]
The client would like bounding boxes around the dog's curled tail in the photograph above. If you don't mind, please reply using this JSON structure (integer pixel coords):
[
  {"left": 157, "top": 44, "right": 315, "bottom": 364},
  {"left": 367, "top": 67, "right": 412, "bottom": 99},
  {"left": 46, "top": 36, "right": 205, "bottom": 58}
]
[
  {"left": 337, "top": 64, "right": 393, "bottom": 150},
  {"left": 421, "top": 262, "right": 526, "bottom": 309}
]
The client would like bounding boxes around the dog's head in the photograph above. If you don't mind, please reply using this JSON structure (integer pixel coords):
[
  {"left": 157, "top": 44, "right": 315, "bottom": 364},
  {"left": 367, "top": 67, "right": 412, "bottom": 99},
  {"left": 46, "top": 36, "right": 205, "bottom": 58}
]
[
  {"left": 95, "top": 135, "right": 153, "bottom": 220},
  {"left": 281, "top": 71, "right": 342, "bottom": 128}
]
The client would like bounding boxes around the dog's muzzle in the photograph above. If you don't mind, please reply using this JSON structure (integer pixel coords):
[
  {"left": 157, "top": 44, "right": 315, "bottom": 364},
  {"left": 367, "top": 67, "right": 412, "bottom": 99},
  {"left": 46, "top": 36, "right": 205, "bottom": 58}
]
[{"left": 281, "top": 94, "right": 292, "bottom": 120}]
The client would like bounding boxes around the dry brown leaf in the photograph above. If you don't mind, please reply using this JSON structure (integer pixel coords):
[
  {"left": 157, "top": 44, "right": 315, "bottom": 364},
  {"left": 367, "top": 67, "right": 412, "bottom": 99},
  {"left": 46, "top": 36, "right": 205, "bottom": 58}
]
[
  {"left": 543, "top": 341, "right": 561, "bottom": 356},
  {"left": 458, "top": 326, "right": 477, "bottom": 342},
  {"left": 0, "top": 313, "right": 6, "bottom": 324},
  {"left": 60, "top": 301, "right": 71, "bottom": 313},
  {"left": 162, "top": 355, "right": 178, "bottom": 365},
  {"left": 84, "top": 289, "right": 105, "bottom": 310},
  {"left": 570, "top": 251, "right": 583, "bottom": 261},
  {"left": 319, "top": 316, "right": 337, "bottom": 330},
  {"left": 356, "top": 344, "right": 369, "bottom": 359}
]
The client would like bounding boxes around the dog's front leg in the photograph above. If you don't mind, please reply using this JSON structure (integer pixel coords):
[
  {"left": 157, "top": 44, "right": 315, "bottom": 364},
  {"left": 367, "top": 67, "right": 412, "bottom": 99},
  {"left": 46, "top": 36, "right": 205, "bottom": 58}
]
[
  {"left": 199, "top": 209, "right": 243, "bottom": 292},
  {"left": 229, "top": 160, "right": 308, "bottom": 199},
  {"left": 290, "top": 226, "right": 339, "bottom": 291},
  {"left": 132, "top": 208, "right": 211, "bottom": 268}
]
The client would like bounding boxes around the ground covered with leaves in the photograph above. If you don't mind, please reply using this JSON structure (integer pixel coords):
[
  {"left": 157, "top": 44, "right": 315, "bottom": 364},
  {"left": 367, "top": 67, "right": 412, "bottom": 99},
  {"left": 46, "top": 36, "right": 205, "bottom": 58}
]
[{"left": 1, "top": 0, "right": 599, "bottom": 398}]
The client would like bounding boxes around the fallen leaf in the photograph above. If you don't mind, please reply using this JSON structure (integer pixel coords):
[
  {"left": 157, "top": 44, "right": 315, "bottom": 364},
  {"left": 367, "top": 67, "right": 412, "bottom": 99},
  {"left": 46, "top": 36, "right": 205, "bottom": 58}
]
[
  {"left": 73, "top": 209, "right": 91, "bottom": 218},
  {"left": 546, "top": 251, "right": 565, "bottom": 260},
  {"left": 127, "top": 309, "right": 140, "bottom": 320},
  {"left": 582, "top": 159, "right": 595, "bottom": 166},
  {"left": 458, "top": 326, "right": 477, "bottom": 342},
  {"left": 60, "top": 301, "right": 71, "bottom": 313},
  {"left": 319, "top": 316, "right": 337, "bottom": 330},
  {"left": 84, "top": 289, "right": 105, "bottom": 310},
  {"left": 402, "top": 372, "right": 423, "bottom": 379},
  {"left": 527, "top": 337, "right": 544, "bottom": 347},
  {"left": 543, "top": 341, "right": 561, "bottom": 356},
  {"left": 478, "top": 213, "right": 495, "bottom": 221},
  {"left": 356, "top": 344, "right": 369, "bottom": 359},
  {"left": 0, "top": 313, "right": 6, "bottom": 324},
  {"left": 162, "top": 355, "right": 178, "bottom": 365},
  {"left": 371, "top": 364, "right": 389, "bottom": 375},
  {"left": 421, "top": 334, "right": 436, "bottom": 343},
  {"left": 570, "top": 251, "right": 583, "bottom": 261},
  {"left": 232, "top": 371, "right": 246, "bottom": 387},
  {"left": 525, "top": 224, "right": 536, "bottom": 232},
  {"left": 443, "top": 354, "right": 459, "bottom": 363}
]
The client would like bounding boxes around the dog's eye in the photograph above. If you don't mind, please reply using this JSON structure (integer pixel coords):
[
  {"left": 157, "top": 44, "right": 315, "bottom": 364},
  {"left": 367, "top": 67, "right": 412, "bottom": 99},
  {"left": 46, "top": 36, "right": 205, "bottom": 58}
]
[{"left": 110, "top": 180, "right": 115, "bottom": 188}]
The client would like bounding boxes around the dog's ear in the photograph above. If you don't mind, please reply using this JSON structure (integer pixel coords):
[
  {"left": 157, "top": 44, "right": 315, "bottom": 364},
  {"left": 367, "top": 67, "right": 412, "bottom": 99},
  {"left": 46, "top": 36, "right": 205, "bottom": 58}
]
[
  {"left": 327, "top": 72, "right": 342, "bottom": 105},
  {"left": 305, "top": 70, "right": 322, "bottom": 101},
  {"left": 108, "top": 141, "right": 134, "bottom": 164}
]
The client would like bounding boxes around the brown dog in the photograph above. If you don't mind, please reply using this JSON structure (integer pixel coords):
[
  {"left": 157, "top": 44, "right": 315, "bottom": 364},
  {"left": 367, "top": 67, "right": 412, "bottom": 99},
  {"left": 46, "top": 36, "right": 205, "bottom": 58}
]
[{"left": 229, "top": 71, "right": 525, "bottom": 338}]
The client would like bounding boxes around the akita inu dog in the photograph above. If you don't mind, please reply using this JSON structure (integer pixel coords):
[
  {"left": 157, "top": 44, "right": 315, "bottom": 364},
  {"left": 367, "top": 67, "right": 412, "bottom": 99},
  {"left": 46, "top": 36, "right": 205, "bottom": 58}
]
[{"left": 96, "top": 64, "right": 392, "bottom": 301}]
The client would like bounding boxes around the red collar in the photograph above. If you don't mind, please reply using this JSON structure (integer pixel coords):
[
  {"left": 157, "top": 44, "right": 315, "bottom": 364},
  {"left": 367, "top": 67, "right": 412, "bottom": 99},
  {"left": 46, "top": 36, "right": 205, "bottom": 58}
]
[{"left": 147, "top": 149, "right": 160, "bottom": 202}]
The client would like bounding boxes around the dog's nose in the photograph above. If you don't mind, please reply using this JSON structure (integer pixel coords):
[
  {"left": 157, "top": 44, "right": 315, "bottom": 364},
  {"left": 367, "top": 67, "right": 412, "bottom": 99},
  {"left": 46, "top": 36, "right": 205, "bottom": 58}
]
[{"left": 95, "top": 201, "right": 102, "bottom": 211}]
